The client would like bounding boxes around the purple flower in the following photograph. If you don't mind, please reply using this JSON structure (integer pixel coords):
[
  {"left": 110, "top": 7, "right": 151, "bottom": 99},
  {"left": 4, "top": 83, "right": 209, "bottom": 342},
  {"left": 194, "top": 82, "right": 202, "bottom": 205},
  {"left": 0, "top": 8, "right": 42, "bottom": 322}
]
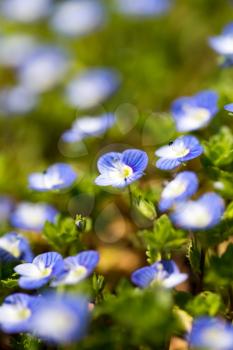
[{"left": 0, "top": 232, "right": 33, "bottom": 262}]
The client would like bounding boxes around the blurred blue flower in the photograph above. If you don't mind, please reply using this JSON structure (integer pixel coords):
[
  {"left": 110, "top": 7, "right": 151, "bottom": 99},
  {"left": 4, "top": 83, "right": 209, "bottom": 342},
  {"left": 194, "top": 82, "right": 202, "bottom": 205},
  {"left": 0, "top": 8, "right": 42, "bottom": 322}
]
[
  {"left": 188, "top": 317, "right": 233, "bottom": 350},
  {"left": 170, "top": 192, "right": 225, "bottom": 230},
  {"left": 209, "top": 23, "right": 233, "bottom": 57},
  {"left": 11, "top": 202, "right": 58, "bottom": 232},
  {"left": 14, "top": 252, "right": 64, "bottom": 289},
  {"left": 155, "top": 135, "right": 203, "bottom": 170},
  {"left": 28, "top": 163, "right": 77, "bottom": 192},
  {"left": 51, "top": 250, "right": 99, "bottom": 286},
  {"left": 18, "top": 46, "right": 68, "bottom": 93},
  {"left": 0, "top": 85, "right": 38, "bottom": 116},
  {"left": 0, "top": 232, "right": 33, "bottom": 262},
  {"left": 30, "top": 293, "right": 90, "bottom": 344},
  {"left": 0, "top": 196, "right": 13, "bottom": 223},
  {"left": 0, "top": 293, "right": 39, "bottom": 334},
  {"left": 66, "top": 68, "right": 120, "bottom": 109},
  {"left": 51, "top": 0, "right": 105, "bottom": 37},
  {"left": 0, "top": 0, "right": 52, "bottom": 23},
  {"left": 171, "top": 90, "right": 218, "bottom": 132},
  {"left": 224, "top": 103, "right": 233, "bottom": 112},
  {"left": 115, "top": 0, "right": 171, "bottom": 17},
  {"left": 62, "top": 113, "right": 115, "bottom": 143},
  {"left": 95, "top": 149, "right": 148, "bottom": 188},
  {"left": 131, "top": 260, "right": 187, "bottom": 288},
  {"left": 159, "top": 171, "right": 198, "bottom": 212},
  {"left": 0, "top": 35, "right": 36, "bottom": 68}
]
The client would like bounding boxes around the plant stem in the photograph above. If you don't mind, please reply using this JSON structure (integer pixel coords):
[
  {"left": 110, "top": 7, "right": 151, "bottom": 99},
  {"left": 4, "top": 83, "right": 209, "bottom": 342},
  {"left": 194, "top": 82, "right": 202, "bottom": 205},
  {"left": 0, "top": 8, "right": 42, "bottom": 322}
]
[{"left": 128, "top": 185, "right": 133, "bottom": 207}]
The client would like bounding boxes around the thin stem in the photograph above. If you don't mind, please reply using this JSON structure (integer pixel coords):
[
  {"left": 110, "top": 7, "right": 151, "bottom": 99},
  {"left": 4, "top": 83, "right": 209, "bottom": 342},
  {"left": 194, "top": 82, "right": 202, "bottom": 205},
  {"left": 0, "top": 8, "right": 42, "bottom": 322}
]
[{"left": 128, "top": 185, "right": 133, "bottom": 207}]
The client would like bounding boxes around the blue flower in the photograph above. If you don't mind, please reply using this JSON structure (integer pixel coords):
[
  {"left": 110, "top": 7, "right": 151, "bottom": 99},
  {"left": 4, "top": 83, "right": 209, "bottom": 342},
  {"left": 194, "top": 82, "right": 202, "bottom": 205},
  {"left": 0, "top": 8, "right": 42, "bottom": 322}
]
[
  {"left": 0, "top": 293, "right": 39, "bottom": 334},
  {"left": 14, "top": 252, "right": 64, "bottom": 289},
  {"left": 0, "top": 85, "right": 38, "bottom": 116},
  {"left": 66, "top": 68, "right": 120, "bottom": 109},
  {"left": 51, "top": 250, "right": 99, "bottom": 286},
  {"left": 50, "top": 0, "right": 105, "bottom": 37},
  {"left": 171, "top": 90, "right": 218, "bottom": 132},
  {"left": 209, "top": 23, "right": 233, "bottom": 57},
  {"left": 159, "top": 171, "right": 198, "bottom": 212},
  {"left": 188, "top": 317, "right": 233, "bottom": 350},
  {"left": 115, "top": 0, "right": 171, "bottom": 17},
  {"left": 170, "top": 192, "right": 225, "bottom": 230},
  {"left": 0, "top": 232, "right": 33, "bottom": 262},
  {"left": 0, "top": 0, "right": 52, "bottom": 23},
  {"left": 28, "top": 163, "right": 77, "bottom": 192},
  {"left": 62, "top": 113, "right": 115, "bottom": 143},
  {"left": 224, "top": 103, "right": 233, "bottom": 113},
  {"left": 131, "top": 260, "right": 187, "bottom": 288},
  {"left": 155, "top": 135, "right": 203, "bottom": 170},
  {"left": 10, "top": 202, "right": 58, "bottom": 232},
  {"left": 95, "top": 149, "right": 148, "bottom": 188},
  {"left": 0, "top": 196, "right": 13, "bottom": 223},
  {"left": 30, "top": 293, "right": 90, "bottom": 344},
  {"left": 18, "top": 46, "right": 68, "bottom": 93}
]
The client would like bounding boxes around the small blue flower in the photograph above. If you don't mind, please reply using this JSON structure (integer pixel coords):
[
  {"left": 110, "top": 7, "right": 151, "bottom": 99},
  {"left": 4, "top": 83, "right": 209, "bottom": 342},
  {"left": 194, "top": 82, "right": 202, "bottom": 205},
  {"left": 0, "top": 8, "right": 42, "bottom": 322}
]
[
  {"left": 155, "top": 135, "right": 203, "bottom": 170},
  {"left": 209, "top": 23, "right": 233, "bottom": 57},
  {"left": 51, "top": 250, "right": 99, "bottom": 286},
  {"left": 0, "top": 196, "right": 13, "bottom": 223},
  {"left": 170, "top": 192, "right": 225, "bottom": 230},
  {"left": 0, "top": 293, "right": 39, "bottom": 334},
  {"left": 0, "top": 85, "right": 38, "bottom": 116},
  {"left": 224, "top": 103, "right": 233, "bottom": 113},
  {"left": 0, "top": 232, "right": 33, "bottom": 262},
  {"left": 30, "top": 292, "right": 90, "bottom": 344},
  {"left": 62, "top": 113, "right": 115, "bottom": 143},
  {"left": 171, "top": 90, "right": 218, "bottom": 132},
  {"left": 66, "top": 68, "right": 120, "bottom": 109},
  {"left": 95, "top": 149, "right": 148, "bottom": 188},
  {"left": 159, "top": 171, "right": 198, "bottom": 212},
  {"left": 28, "top": 163, "right": 77, "bottom": 192},
  {"left": 188, "top": 317, "right": 233, "bottom": 350},
  {"left": 0, "top": 0, "right": 52, "bottom": 23},
  {"left": 131, "top": 260, "right": 187, "bottom": 288},
  {"left": 11, "top": 202, "right": 58, "bottom": 232},
  {"left": 50, "top": 0, "right": 105, "bottom": 37},
  {"left": 14, "top": 252, "right": 64, "bottom": 290},
  {"left": 18, "top": 46, "right": 68, "bottom": 93},
  {"left": 115, "top": 0, "right": 171, "bottom": 17}
]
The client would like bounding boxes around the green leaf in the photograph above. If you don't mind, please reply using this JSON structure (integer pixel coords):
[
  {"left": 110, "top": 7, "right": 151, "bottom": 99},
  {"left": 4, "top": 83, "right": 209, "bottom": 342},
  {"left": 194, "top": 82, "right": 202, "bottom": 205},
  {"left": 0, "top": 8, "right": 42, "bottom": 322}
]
[
  {"left": 139, "top": 215, "right": 187, "bottom": 263},
  {"left": 186, "top": 291, "right": 224, "bottom": 317},
  {"left": 203, "top": 127, "right": 233, "bottom": 167},
  {"left": 0, "top": 277, "right": 18, "bottom": 289},
  {"left": 186, "top": 240, "right": 201, "bottom": 275}
]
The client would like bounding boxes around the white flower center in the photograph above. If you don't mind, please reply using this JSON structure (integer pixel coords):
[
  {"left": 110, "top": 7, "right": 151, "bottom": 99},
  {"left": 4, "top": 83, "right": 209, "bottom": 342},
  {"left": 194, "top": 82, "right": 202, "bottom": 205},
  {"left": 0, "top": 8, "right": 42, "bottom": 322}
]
[
  {"left": 162, "top": 179, "right": 187, "bottom": 199},
  {"left": 0, "top": 304, "right": 31, "bottom": 324},
  {"left": 180, "top": 203, "right": 211, "bottom": 228},
  {"left": 150, "top": 263, "right": 168, "bottom": 286},
  {"left": 202, "top": 328, "right": 233, "bottom": 348},
  {"left": 171, "top": 142, "right": 190, "bottom": 158},
  {"left": 16, "top": 204, "right": 46, "bottom": 228},
  {"left": 58, "top": 265, "right": 88, "bottom": 285},
  {"left": 0, "top": 237, "right": 20, "bottom": 258}
]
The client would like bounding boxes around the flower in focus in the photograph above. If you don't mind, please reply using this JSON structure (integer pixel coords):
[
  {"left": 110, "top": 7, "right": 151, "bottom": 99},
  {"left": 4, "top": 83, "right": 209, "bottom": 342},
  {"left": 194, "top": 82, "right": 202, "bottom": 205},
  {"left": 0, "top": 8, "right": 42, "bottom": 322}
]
[
  {"left": 28, "top": 163, "right": 77, "bottom": 192},
  {"left": 95, "top": 149, "right": 148, "bottom": 188},
  {"left": 30, "top": 293, "right": 90, "bottom": 344},
  {"left": 0, "top": 293, "right": 39, "bottom": 334},
  {"left": 50, "top": 0, "right": 105, "bottom": 37},
  {"left": 170, "top": 192, "right": 225, "bottom": 230},
  {"left": 10, "top": 202, "right": 58, "bottom": 232},
  {"left": 18, "top": 46, "right": 68, "bottom": 93},
  {"left": 62, "top": 113, "right": 115, "bottom": 143},
  {"left": 0, "top": 85, "right": 38, "bottom": 116},
  {"left": 171, "top": 90, "right": 218, "bottom": 132},
  {"left": 159, "top": 171, "right": 198, "bottom": 212},
  {"left": 14, "top": 252, "right": 64, "bottom": 289},
  {"left": 66, "top": 68, "right": 120, "bottom": 109},
  {"left": 188, "top": 317, "right": 233, "bottom": 350},
  {"left": 51, "top": 250, "right": 99, "bottom": 286},
  {"left": 0, "top": 0, "right": 52, "bottom": 23},
  {"left": 131, "top": 260, "right": 187, "bottom": 288},
  {"left": 115, "top": 0, "right": 171, "bottom": 17},
  {"left": 155, "top": 135, "right": 203, "bottom": 170},
  {"left": 0, "top": 232, "right": 33, "bottom": 262},
  {"left": 209, "top": 22, "right": 233, "bottom": 65}
]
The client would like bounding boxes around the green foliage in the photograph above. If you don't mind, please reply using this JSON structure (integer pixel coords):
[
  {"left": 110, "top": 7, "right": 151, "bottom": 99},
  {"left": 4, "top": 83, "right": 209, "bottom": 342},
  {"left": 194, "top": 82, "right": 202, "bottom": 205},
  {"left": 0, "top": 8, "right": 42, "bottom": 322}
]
[
  {"left": 139, "top": 215, "right": 187, "bottom": 262},
  {"left": 186, "top": 291, "right": 224, "bottom": 317}
]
